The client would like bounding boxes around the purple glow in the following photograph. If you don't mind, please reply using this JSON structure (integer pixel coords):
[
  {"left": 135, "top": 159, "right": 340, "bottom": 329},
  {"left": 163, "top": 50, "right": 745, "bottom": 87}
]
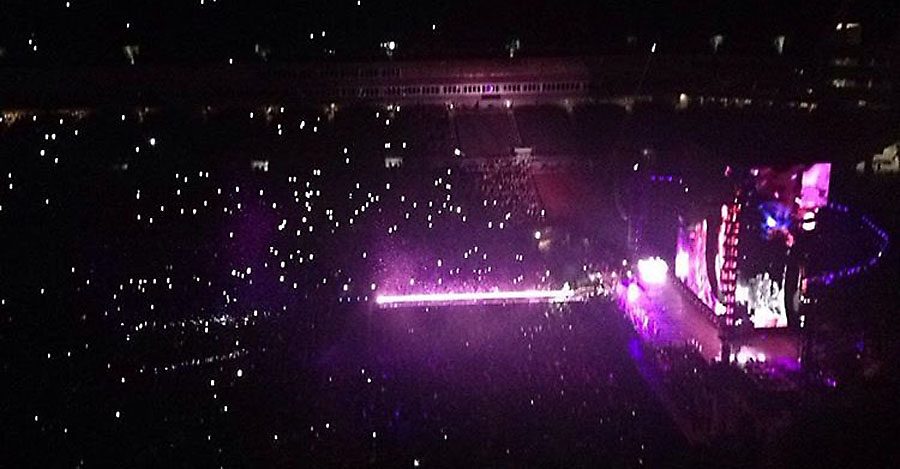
[
  {"left": 800, "top": 163, "right": 831, "bottom": 211},
  {"left": 626, "top": 282, "right": 641, "bottom": 303},
  {"left": 804, "top": 204, "right": 890, "bottom": 287},
  {"left": 375, "top": 288, "right": 574, "bottom": 306}
]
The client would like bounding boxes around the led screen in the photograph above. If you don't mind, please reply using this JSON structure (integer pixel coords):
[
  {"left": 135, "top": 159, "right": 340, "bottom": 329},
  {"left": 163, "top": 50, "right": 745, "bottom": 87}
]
[
  {"left": 750, "top": 162, "right": 831, "bottom": 230},
  {"left": 799, "top": 163, "right": 831, "bottom": 212},
  {"left": 736, "top": 270, "right": 788, "bottom": 328},
  {"left": 675, "top": 219, "right": 722, "bottom": 314}
]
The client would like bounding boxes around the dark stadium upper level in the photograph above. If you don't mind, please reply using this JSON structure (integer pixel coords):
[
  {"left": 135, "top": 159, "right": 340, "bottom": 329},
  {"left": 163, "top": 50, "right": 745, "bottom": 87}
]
[{"left": 1, "top": 53, "right": 896, "bottom": 112}]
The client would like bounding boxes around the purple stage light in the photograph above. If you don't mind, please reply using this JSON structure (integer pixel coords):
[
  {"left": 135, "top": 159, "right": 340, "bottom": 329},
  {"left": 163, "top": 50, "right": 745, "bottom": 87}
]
[
  {"left": 674, "top": 249, "right": 689, "bottom": 279},
  {"left": 637, "top": 257, "right": 668, "bottom": 285},
  {"left": 375, "top": 288, "right": 575, "bottom": 306},
  {"left": 626, "top": 282, "right": 641, "bottom": 303}
]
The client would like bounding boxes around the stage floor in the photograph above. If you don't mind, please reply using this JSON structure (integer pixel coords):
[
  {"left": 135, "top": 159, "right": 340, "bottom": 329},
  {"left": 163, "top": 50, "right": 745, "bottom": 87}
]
[{"left": 635, "top": 279, "right": 801, "bottom": 367}]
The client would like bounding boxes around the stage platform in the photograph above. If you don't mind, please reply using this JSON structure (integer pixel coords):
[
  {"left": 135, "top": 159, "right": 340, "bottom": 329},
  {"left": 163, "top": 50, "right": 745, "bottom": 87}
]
[{"left": 625, "top": 278, "right": 801, "bottom": 367}]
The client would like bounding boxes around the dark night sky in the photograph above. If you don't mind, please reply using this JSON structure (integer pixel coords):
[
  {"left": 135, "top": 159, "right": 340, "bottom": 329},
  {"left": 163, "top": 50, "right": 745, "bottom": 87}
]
[{"left": 0, "top": 0, "right": 898, "bottom": 65}]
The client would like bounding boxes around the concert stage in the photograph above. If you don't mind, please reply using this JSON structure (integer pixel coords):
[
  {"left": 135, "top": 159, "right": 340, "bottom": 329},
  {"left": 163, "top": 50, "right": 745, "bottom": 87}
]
[{"left": 621, "top": 276, "right": 802, "bottom": 367}]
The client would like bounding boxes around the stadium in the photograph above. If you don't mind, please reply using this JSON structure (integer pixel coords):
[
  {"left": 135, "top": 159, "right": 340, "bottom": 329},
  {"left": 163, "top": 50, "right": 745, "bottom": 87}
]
[{"left": 2, "top": 51, "right": 899, "bottom": 466}]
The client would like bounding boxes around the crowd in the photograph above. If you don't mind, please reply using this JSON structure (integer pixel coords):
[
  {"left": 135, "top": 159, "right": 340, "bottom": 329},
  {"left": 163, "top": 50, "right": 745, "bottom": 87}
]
[
  {"left": 476, "top": 157, "right": 544, "bottom": 226},
  {"left": 0, "top": 104, "right": 681, "bottom": 467},
  {"left": 2, "top": 100, "right": 893, "bottom": 466}
]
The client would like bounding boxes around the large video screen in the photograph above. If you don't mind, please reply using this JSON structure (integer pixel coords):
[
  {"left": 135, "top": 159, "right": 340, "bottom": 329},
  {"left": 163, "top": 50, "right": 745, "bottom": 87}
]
[
  {"left": 740, "top": 163, "right": 828, "bottom": 328},
  {"left": 675, "top": 219, "right": 722, "bottom": 314},
  {"left": 736, "top": 270, "right": 788, "bottom": 328},
  {"left": 799, "top": 163, "right": 831, "bottom": 212},
  {"left": 751, "top": 162, "right": 831, "bottom": 227}
]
